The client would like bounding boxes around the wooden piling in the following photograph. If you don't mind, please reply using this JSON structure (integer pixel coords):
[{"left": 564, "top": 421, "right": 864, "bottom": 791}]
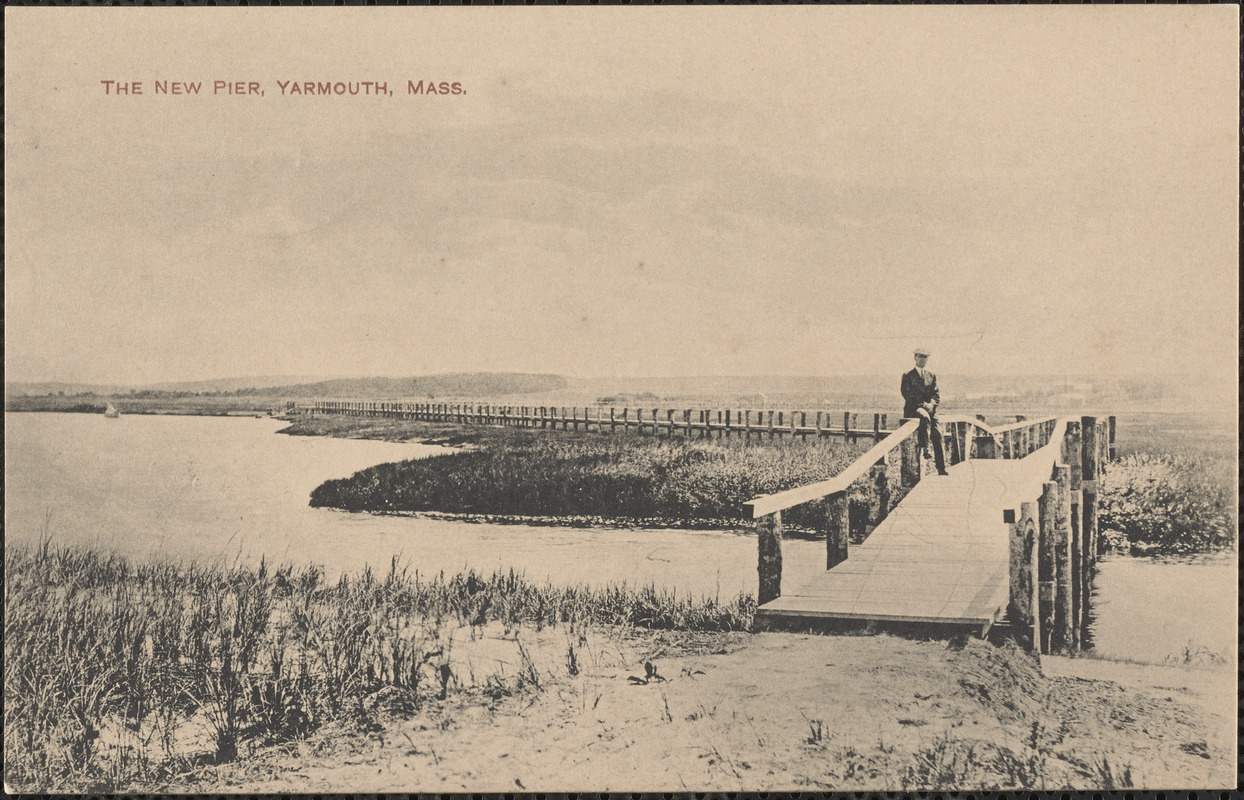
[
  {"left": 1081, "top": 416, "right": 1099, "bottom": 563},
  {"left": 870, "top": 458, "right": 890, "bottom": 528},
  {"left": 757, "top": 511, "right": 783, "bottom": 605},
  {"left": 1054, "top": 464, "right": 1074, "bottom": 652},
  {"left": 1107, "top": 415, "right": 1117, "bottom": 461},
  {"left": 900, "top": 432, "right": 921, "bottom": 487},
  {"left": 1008, "top": 503, "right": 1038, "bottom": 649},
  {"left": 1037, "top": 481, "right": 1057, "bottom": 654},
  {"left": 1070, "top": 485, "right": 1082, "bottom": 652},
  {"left": 1061, "top": 421, "right": 1082, "bottom": 645},
  {"left": 825, "top": 491, "right": 849, "bottom": 569}
]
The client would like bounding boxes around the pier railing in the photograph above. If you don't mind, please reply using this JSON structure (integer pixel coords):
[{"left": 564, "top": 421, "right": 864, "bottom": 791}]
[
  {"left": 299, "top": 400, "right": 904, "bottom": 442},
  {"left": 743, "top": 412, "right": 1097, "bottom": 607}
]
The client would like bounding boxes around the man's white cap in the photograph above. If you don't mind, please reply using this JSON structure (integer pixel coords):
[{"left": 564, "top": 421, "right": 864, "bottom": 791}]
[{"left": 913, "top": 346, "right": 931, "bottom": 357}]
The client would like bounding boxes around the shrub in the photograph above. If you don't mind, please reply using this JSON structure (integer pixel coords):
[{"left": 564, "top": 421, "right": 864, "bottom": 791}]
[{"left": 1098, "top": 453, "right": 1235, "bottom": 554}]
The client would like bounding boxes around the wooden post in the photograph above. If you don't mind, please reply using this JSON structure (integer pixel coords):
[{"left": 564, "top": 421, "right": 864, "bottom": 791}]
[
  {"left": 1007, "top": 503, "right": 1037, "bottom": 650},
  {"left": 900, "top": 430, "right": 921, "bottom": 487},
  {"left": 1099, "top": 421, "right": 1109, "bottom": 474},
  {"left": 871, "top": 457, "right": 890, "bottom": 528},
  {"left": 825, "top": 491, "right": 849, "bottom": 569},
  {"left": 1107, "top": 415, "right": 1117, "bottom": 461},
  {"left": 725, "top": 409, "right": 732, "bottom": 437},
  {"left": 789, "top": 411, "right": 796, "bottom": 439},
  {"left": 767, "top": 410, "right": 775, "bottom": 440},
  {"left": 744, "top": 410, "right": 752, "bottom": 441},
  {"left": 757, "top": 511, "right": 783, "bottom": 605},
  {"left": 801, "top": 411, "right": 808, "bottom": 441},
  {"left": 1063, "top": 421, "right": 1083, "bottom": 488},
  {"left": 1053, "top": 464, "right": 1074, "bottom": 652},
  {"left": 873, "top": 413, "right": 881, "bottom": 442},
  {"left": 843, "top": 412, "right": 850, "bottom": 442},
  {"left": 1081, "top": 416, "right": 1099, "bottom": 563},
  {"left": 815, "top": 411, "right": 823, "bottom": 439},
  {"left": 1070, "top": 483, "right": 1083, "bottom": 652},
  {"left": 1037, "top": 481, "right": 1057, "bottom": 654}
]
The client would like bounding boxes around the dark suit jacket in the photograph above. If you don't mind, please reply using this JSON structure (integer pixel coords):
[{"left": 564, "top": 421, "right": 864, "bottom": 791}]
[{"left": 901, "top": 368, "right": 940, "bottom": 419}]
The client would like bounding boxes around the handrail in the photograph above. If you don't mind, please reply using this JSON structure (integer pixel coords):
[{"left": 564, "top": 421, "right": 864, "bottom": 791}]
[
  {"left": 979, "top": 415, "right": 1059, "bottom": 435},
  {"left": 743, "top": 420, "right": 919, "bottom": 518},
  {"left": 997, "top": 418, "right": 1068, "bottom": 511},
  {"left": 743, "top": 413, "right": 1061, "bottom": 519},
  {"left": 938, "top": 413, "right": 1058, "bottom": 434}
]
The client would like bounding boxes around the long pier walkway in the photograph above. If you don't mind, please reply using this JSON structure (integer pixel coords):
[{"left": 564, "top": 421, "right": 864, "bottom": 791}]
[{"left": 760, "top": 455, "right": 1051, "bottom": 630}]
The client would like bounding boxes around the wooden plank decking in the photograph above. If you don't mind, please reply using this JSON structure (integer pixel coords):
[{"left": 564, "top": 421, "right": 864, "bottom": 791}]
[{"left": 759, "top": 454, "right": 1057, "bottom": 629}]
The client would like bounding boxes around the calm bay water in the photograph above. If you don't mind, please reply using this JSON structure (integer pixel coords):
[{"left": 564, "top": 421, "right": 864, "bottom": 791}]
[
  {"left": 1088, "top": 552, "right": 1237, "bottom": 666},
  {"left": 4, "top": 413, "right": 799, "bottom": 599}
]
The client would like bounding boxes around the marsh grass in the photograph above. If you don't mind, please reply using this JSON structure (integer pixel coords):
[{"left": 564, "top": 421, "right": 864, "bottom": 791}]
[
  {"left": 5, "top": 540, "right": 754, "bottom": 791},
  {"left": 309, "top": 430, "right": 868, "bottom": 529}
]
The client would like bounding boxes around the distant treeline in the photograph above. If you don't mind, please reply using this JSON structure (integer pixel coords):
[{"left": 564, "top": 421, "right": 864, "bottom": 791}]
[{"left": 6, "top": 372, "right": 570, "bottom": 402}]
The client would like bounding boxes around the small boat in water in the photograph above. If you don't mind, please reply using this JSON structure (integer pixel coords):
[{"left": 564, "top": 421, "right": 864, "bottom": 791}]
[{"left": 104, "top": 404, "right": 120, "bottom": 418}]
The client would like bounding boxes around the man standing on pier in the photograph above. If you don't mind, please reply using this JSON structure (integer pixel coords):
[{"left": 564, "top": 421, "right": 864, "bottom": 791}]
[{"left": 901, "top": 347, "right": 948, "bottom": 476}]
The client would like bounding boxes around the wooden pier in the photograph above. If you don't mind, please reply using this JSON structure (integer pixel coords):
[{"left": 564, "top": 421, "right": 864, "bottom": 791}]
[
  {"left": 298, "top": 399, "right": 899, "bottom": 442},
  {"left": 294, "top": 396, "right": 1115, "bottom": 653},
  {"left": 747, "top": 414, "right": 1115, "bottom": 653}
]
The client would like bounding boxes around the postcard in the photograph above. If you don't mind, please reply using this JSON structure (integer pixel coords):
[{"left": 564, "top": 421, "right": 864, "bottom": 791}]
[{"left": 4, "top": 6, "right": 1237, "bottom": 792}]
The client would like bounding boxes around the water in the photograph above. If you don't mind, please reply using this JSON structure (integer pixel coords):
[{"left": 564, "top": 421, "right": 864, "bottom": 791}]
[
  {"left": 4, "top": 413, "right": 809, "bottom": 599},
  {"left": 1088, "top": 552, "right": 1237, "bottom": 666},
  {"left": 7, "top": 413, "right": 1236, "bottom": 645}
]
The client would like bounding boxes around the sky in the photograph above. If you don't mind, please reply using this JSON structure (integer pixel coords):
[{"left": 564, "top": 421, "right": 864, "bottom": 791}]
[{"left": 4, "top": 7, "right": 1238, "bottom": 387}]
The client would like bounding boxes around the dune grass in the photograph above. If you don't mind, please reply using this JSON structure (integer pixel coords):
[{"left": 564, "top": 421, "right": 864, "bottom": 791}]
[{"left": 3, "top": 538, "right": 754, "bottom": 791}]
